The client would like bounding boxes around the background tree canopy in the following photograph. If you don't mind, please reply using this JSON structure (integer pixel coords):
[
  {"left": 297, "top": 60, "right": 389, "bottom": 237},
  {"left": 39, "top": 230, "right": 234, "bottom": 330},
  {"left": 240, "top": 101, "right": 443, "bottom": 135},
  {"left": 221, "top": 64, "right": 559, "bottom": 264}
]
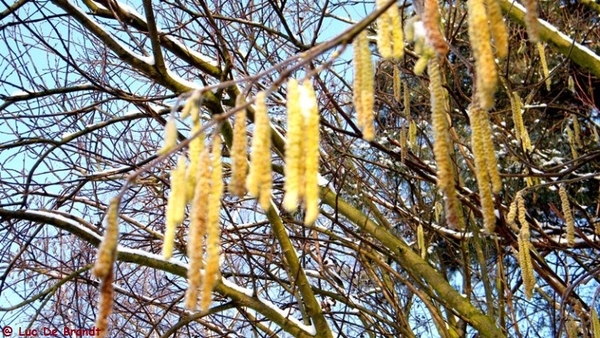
[{"left": 1, "top": 0, "right": 599, "bottom": 337}]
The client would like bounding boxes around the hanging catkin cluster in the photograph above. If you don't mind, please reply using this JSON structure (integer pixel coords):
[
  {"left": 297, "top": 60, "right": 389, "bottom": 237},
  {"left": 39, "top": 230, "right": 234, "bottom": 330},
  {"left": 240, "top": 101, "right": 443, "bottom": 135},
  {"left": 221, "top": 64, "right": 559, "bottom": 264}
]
[
  {"left": 180, "top": 134, "right": 223, "bottom": 312},
  {"left": 429, "top": 58, "right": 463, "bottom": 229},
  {"left": 559, "top": 185, "right": 575, "bottom": 247},
  {"left": 469, "top": 103, "right": 502, "bottom": 233},
  {"left": 467, "top": 0, "right": 509, "bottom": 110},
  {"left": 156, "top": 94, "right": 225, "bottom": 312},
  {"left": 283, "top": 79, "right": 321, "bottom": 225},
  {"left": 353, "top": 31, "right": 375, "bottom": 141},
  {"left": 514, "top": 192, "right": 535, "bottom": 299},
  {"left": 376, "top": 0, "right": 404, "bottom": 59},
  {"left": 246, "top": 91, "right": 273, "bottom": 209}
]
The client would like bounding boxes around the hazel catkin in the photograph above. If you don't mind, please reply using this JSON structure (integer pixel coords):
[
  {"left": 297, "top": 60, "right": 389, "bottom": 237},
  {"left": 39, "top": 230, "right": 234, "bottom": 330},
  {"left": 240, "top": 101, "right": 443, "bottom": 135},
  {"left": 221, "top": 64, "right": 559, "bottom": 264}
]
[
  {"left": 423, "top": 0, "right": 449, "bottom": 55},
  {"left": 158, "top": 117, "right": 178, "bottom": 155},
  {"left": 470, "top": 105, "right": 496, "bottom": 233},
  {"left": 559, "top": 185, "right": 575, "bottom": 247},
  {"left": 230, "top": 94, "right": 248, "bottom": 197},
  {"left": 184, "top": 147, "right": 210, "bottom": 310},
  {"left": 95, "top": 269, "right": 114, "bottom": 338},
  {"left": 163, "top": 155, "right": 187, "bottom": 259},
  {"left": 486, "top": 0, "right": 508, "bottom": 59},
  {"left": 467, "top": 0, "right": 497, "bottom": 110},
  {"left": 353, "top": 31, "right": 375, "bottom": 141},
  {"left": 283, "top": 79, "right": 303, "bottom": 212},
  {"left": 301, "top": 80, "right": 321, "bottom": 225},
  {"left": 246, "top": 91, "right": 272, "bottom": 210},
  {"left": 201, "top": 136, "right": 224, "bottom": 312},
  {"left": 93, "top": 198, "right": 120, "bottom": 279}
]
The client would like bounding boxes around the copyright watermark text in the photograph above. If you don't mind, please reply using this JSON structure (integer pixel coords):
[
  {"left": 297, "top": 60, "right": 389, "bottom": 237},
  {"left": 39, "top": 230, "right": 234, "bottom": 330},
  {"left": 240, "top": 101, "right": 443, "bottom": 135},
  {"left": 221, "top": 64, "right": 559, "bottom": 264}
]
[{"left": 1, "top": 325, "right": 100, "bottom": 337}]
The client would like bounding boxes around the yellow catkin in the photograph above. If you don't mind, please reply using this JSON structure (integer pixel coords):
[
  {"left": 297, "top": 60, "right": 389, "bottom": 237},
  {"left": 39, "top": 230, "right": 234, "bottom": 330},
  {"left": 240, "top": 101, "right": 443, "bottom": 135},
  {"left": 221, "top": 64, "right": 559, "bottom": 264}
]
[
  {"left": 429, "top": 59, "right": 452, "bottom": 191},
  {"left": 246, "top": 91, "right": 272, "bottom": 210},
  {"left": 506, "top": 198, "right": 519, "bottom": 231},
  {"left": 229, "top": 95, "right": 248, "bottom": 197},
  {"left": 408, "top": 120, "right": 417, "bottom": 150},
  {"left": 566, "top": 319, "right": 578, "bottom": 338},
  {"left": 353, "top": 31, "right": 375, "bottom": 141},
  {"left": 400, "top": 124, "right": 407, "bottom": 163},
  {"left": 283, "top": 79, "right": 303, "bottom": 212},
  {"left": 477, "top": 106, "right": 502, "bottom": 193},
  {"left": 523, "top": 0, "right": 539, "bottom": 42},
  {"left": 470, "top": 105, "right": 496, "bottom": 233},
  {"left": 515, "top": 192, "right": 534, "bottom": 298},
  {"left": 434, "top": 201, "right": 443, "bottom": 224},
  {"left": 404, "top": 15, "right": 418, "bottom": 42},
  {"left": 417, "top": 223, "right": 426, "bottom": 259},
  {"left": 95, "top": 269, "right": 114, "bottom": 338},
  {"left": 518, "top": 229, "right": 535, "bottom": 299},
  {"left": 485, "top": 0, "right": 508, "bottom": 59},
  {"left": 467, "top": 0, "right": 497, "bottom": 110},
  {"left": 393, "top": 66, "right": 401, "bottom": 102},
  {"left": 559, "top": 186, "right": 576, "bottom": 247},
  {"left": 516, "top": 192, "right": 528, "bottom": 230},
  {"left": 376, "top": 0, "right": 392, "bottom": 58},
  {"left": 158, "top": 117, "right": 178, "bottom": 155},
  {"left": 184, "top": 147, "right": 210, "bottom": 311},
  {"left": 302, "top": 80, "right": 321, "bottom": 225},
  {"left": 388, "top": 4, "right": 404, "bottom": 59},
  {"left": 185, "top": 121, "right": 204, "bottom": 202},
  {"left": 93, "top": 198, "right": 120, "bottom": 279},
  {"left": 429, "top": 59, "right": 462, "bottom": 229},
  {"left": 181, "top": 91, "right": 201, "bottom": 120},
  {"left": 536, "top": 42, "right": 551, "bottom": 91},
  {"left": 511, "top": 92, "right": 532, "bottom": 152},
  {"left": 201, "top": 136, "right": 224, "bottom": 312},
  {"left": 163, "top": 155, "right": 187, "bottom": 259},
  {"left": 403, "top": 81, "right": 410, "bottom": 118},
  {"left": 413, "top": 48, "right": 435, "bottom": 76},
  {"left": 572, "top": 115, "right": 583, "bottom": 148},
  {"left": 423, "top": 0, "right": 449, "bottom": 55},
  {"left": 591, "top": 309, "right": 600, "bottom": 338},
  {"left": 566, "top": 127, "right": 579, "bottom": 159}
]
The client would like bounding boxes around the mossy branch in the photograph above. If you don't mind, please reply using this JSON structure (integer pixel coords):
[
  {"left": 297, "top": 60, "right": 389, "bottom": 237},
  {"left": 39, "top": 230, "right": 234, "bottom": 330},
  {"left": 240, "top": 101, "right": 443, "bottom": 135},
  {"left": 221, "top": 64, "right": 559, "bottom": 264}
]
[{"left": 499, "top": 0, "right": 600, "bottom": 77}]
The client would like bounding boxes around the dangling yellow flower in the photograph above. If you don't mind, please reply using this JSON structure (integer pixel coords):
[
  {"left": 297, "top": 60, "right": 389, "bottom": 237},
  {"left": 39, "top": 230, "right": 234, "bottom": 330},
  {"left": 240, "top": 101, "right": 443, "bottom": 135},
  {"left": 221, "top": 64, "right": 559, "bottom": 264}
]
[
  {"left": 485, "top": 0, "right": 508, "bottom": 59},
  {"left": 246, "top": 91, "right": 272, "bottom": 210},
  {"left": 429, "top": 58, "right": 463, "bottom": 229},
  {"left": 467, "top": 0, "right": 497, "bottom": 110},
  {"left": 163, "top": 155, "right": 187, "bottom": 259},
  {"left": 230, "top": 94, "right": 248, "bottom": 197},
  {"left": 283, "top": 79, "right": 303, "bottom": 212},
  {"left": 158, "top": 117, "right": 178, "bottom": 155},
  {"left": 184, "top": 147, "right": 210, "bottom": 310},
  {"left": 201, "top": 135, "right": 224, "bottom": 312},
  {"left": 93, "top": 198, "right": 120, "bottom": 279},
  {"left": 301, "top": 80, "right": 321, "bottom": 225},
  {"left": 353, "top": 31, "right": 375, "bottom": 141},
  {"left": 469, "top": 105, "right": 496, "bottom": 233},
  {"left": 559, "top": 186, "right": 575, "bottom": 247}
]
